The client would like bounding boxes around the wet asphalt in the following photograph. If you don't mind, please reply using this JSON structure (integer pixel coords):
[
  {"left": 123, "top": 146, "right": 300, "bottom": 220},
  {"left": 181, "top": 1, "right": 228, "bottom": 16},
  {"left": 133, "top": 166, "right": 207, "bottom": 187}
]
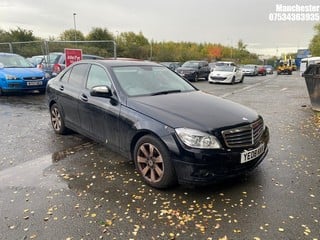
[{"left": 0, "top": 72, "right": 319, "bottom": 240}]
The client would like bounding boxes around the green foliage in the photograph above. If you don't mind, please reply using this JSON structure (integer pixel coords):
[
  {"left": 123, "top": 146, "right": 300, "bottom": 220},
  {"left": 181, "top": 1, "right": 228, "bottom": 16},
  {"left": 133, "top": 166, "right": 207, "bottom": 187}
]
[
  {"left": 116, "top": 31, "right": 150, "bottom": 59},
  {"left": 309, "top": 23, "right": 320, "bottom": 56},
  {"left": 0, "top": 27, "right": 262, "bottom": 63},
  {"left": 86, "top": 27, "right": 114, "bottom": 41},
  {"left": 59, "top": 29, "right": 85, "bottom": 41},
  {"left": 0, "top": 27, "right": 36, "bottom": 42}
]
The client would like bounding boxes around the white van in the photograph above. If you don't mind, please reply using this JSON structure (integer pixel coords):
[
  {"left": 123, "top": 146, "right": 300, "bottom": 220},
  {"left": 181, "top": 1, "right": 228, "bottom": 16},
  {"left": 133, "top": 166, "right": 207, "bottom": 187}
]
[{"left": 300, "top": 57, "right": 320, "bottom": 75}]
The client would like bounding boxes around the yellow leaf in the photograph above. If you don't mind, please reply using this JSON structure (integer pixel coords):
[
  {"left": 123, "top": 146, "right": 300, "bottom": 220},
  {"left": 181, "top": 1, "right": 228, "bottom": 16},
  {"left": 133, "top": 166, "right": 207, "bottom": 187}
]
[{"left": 219, "top": 236, "right": 228, "bottom": 240}]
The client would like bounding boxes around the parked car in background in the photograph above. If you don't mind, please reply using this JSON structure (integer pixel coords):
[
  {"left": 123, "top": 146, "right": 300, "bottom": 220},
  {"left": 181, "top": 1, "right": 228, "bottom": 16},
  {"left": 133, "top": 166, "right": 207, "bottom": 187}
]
[
  {"left": 47, "top": 59, "right": 269, "bottom": 188},
  {"left": 209, "top": 62, "right": 216, "bottom": 72},
  {"left": 215, "top": 61, "right": 237, "bottom": 67},
  {"left": 257, "top": 65, "right": 267, "bottom": 76},
  {"left": 208, "top": 65, "right": 244, "bottom": 84},
  {"left": 0, "top": 52, "right": 48, "bottom": 95},
  {"left": 39, "top": 52, "right": 105, "bottom": 78},
  {"left": 160, "top": 62, "right": 181, "bottom": 71},
  {"left": 27, "top": 55, "right": 46, "bottom": 67},
  {"left": 176, "top": 60, "right": 210, "bottom": 81},
  {"left": 264, "top": 65, "right": 274, "bottom": 74},
  {"left": 242, "top": 64, "right": 258, "bottom": 76}
]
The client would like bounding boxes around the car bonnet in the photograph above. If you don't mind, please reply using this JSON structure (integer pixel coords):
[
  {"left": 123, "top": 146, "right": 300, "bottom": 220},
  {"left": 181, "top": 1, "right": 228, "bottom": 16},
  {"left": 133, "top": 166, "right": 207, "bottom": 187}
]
[
  {"left": 0, "top": 68, "right": 44, "bottom": 78},
  {"left": 126, "top": 91, "right": 259, "bottom": 131}
]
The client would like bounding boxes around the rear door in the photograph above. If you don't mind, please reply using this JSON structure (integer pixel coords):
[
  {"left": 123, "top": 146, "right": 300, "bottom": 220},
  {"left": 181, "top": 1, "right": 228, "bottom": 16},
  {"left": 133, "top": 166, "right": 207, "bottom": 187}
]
[
  {"left": 57, "top": 63, "right": 89, "bottom": 129},
  {"left": 235, "top": 67, "right": 242, "bottom": 81},
  {"left": 199, "top": 61, "right": 210, "bottom": 79}
]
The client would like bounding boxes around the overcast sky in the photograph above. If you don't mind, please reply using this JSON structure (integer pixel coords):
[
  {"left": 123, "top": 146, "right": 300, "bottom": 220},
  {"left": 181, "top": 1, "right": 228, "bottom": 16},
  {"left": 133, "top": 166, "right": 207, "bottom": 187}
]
[{"left": 1, "top": 0, "right": 319, "bottom": 56}]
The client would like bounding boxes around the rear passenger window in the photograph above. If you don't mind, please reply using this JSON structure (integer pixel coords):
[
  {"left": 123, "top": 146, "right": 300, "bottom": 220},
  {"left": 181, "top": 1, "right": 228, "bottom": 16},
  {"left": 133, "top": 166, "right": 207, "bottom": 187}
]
[
  {"left": 60, "top": 69, "right": 71, "bottom": 82},
  {"left": 69, "top": 63, "right": 89, "bottom": 87},
  {"left": 86, "top": 65, "right": 112, "bottom": 89}
]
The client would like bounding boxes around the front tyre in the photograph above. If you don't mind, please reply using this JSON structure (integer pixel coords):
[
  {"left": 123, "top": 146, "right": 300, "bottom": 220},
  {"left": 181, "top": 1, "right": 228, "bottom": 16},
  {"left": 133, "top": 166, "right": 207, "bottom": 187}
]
[
  {"left": 194, "top": 73, "right": 199, "bottom": 82},
  {"left": 50, "top": 103, "right": 68, "bottom": 134},
  {"left": 134, "top": 135, "right": 177, "bottom": 189},
  {"left": 231, "top": 76, "right": 236, "bottom": 84}
]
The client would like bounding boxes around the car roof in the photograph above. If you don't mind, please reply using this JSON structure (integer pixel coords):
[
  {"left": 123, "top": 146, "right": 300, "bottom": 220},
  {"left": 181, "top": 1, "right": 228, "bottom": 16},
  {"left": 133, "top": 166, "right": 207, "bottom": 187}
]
[
  {"left": 217, "top": 61, "right": 233, "bottom": 64},
  {"left": 0, "top": 52, "right": 19, "bottom": 57},
  {"left": 186, "top": 60, "right": 207, "bottom": 62},
  {"left": 79, "top": 59, "right": 160, "bottom": 67}
]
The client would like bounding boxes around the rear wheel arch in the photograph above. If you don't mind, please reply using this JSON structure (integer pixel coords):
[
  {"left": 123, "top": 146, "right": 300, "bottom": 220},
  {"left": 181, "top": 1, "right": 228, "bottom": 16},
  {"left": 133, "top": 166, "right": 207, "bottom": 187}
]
[{"left": 49, "top": 102, "right": 68, "bottom": 134}]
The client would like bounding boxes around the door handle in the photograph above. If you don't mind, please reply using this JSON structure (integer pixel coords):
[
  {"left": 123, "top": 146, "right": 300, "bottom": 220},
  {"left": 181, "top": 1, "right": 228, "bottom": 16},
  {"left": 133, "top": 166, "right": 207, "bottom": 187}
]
[
  {"left": 59, "top": 85, "right": 64, "bottom": 91},
  {"left": 80, "top": 94, "right": 88, "bottom": 102}
]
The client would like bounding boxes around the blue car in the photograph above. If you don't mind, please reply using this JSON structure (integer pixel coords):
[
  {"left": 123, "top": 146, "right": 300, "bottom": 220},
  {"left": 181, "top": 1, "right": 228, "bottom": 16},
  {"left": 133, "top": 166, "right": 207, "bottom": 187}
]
[{"left": 0, "top": 52, "right": 49, "bottom": 95}]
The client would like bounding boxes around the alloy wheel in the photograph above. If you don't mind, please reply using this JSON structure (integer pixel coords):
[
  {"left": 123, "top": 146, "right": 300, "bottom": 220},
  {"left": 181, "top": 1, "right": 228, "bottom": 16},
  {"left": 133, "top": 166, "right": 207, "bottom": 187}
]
[
  {"left": 136, "top": 143, "right": 164, "bottom": 183},
  {"left": 51, "top": 106, "right": 62, "bottom": 131}
]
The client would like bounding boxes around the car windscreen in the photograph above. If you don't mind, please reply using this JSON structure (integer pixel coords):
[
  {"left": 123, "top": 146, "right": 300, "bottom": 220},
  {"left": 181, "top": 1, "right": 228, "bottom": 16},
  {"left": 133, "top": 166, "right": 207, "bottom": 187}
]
[
  {"left": 47, "top": 53, "right": 62, "bottom": 64},
  {"left": 181, "top": 62, "right": 199, "bottom": 68},
  {"left": 0, "top": 55, "right": 35, "bottom": 68},
  {"left": 112, "top": 65, "right": 196, "bottom": 97},
  {"left": 243, "top": 65, "right": 255, "bottom": 69},
  {"left": 214, "top": 66, "right": 234, "bottom": 72}
]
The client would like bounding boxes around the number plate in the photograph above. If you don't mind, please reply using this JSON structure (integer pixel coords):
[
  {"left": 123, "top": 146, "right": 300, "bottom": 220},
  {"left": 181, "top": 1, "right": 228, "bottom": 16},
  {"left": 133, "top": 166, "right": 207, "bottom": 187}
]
[
  {"left": 27, "top": 81, "right": 43, "bottom": 86},
  {"left": 240, "top": 144, "right": 264, "bottom": 164}
]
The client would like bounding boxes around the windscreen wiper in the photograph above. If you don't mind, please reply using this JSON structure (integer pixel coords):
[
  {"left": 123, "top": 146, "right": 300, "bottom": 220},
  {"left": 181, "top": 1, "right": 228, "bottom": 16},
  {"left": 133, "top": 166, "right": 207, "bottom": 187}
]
[{"left": 151, "top": 89, "right": 181, "bottom": 96}]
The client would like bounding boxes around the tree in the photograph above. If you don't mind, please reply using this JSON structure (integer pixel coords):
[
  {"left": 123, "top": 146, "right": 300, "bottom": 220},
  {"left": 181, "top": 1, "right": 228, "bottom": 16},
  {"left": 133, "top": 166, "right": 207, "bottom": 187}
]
[
  {"left": 59, "top": 29, "right": 85, "bottom": 41},
  {"left": 207, "top": 45, "right": 223, "bottom": 60},
  {"left": 309, "top": 23, "right": 320, "bottom": 56},
  {"left": 86, "top": 27, "right": 114, "bottom": 41},
  {"left": 237, "top": 39, "right": 247, "bottom": 51},
  {"left": 117, "top": 31, "right": 150, "bottom": 59},
  {"left": 0, "top": 27, "right": 36, "bottom": 42}
]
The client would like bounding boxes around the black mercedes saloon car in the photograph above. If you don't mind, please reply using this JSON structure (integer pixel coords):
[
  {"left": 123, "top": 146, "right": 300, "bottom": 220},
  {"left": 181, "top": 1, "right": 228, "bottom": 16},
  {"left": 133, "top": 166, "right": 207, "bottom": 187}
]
[{"left": 46, "top": 60, "right": 269, "bottom": 189}]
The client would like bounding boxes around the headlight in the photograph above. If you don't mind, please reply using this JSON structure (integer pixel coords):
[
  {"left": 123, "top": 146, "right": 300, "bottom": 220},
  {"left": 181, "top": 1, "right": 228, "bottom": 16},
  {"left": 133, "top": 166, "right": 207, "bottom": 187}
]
[
  {"left": 175, "top": 128, "right": 221, "bottom": 149},
  {"left": 5, "top": 74, "right": 18, "bottom": 80}
]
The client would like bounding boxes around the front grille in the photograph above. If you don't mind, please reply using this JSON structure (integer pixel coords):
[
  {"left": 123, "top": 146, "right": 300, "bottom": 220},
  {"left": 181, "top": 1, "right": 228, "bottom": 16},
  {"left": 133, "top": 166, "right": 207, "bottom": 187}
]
[
  {"left": 222, "top": 118, "right": 264, "bottom": 148},
  {"left": 210, "top": 76, "right": 227, "bottom": 80}
]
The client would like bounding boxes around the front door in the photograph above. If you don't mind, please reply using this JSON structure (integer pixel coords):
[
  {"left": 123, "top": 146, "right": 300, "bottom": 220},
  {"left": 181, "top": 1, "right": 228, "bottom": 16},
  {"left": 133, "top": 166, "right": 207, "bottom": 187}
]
[{"left": 78, "top": 64, "right": 120, "bottom": 149}]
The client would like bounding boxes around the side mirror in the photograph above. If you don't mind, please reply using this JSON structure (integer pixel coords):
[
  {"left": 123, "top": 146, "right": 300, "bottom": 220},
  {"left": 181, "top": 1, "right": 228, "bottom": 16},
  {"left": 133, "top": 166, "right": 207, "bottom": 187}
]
[{"left": 90, "top": 85, "right": 112, "bottom": 98}]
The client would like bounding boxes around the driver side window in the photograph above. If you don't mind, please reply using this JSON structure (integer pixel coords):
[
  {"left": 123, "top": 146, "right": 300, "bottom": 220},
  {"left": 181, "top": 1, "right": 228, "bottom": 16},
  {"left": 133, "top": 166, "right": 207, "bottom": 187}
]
[{"left": 86, "top": 64, "right": 111, "bottom": 89}]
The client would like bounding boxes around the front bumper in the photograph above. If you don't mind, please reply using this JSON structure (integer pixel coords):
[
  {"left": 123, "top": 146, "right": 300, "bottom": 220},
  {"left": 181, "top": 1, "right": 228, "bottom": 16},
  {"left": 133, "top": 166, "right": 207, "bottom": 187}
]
[
  {"left": 209, "top": 75, "right": 232, "bottom": 83},
  {"left": 170, "top": 126, "right": 269, "bottom": 185},
  {"left": 1, "top": 79, "right": 48, "bottom": 93},
  {"left": 177, "top": 72, "right": 196, "bottom": 81},
  {"left": 243, "top": 71, "right": 255, "bottom": 76}
]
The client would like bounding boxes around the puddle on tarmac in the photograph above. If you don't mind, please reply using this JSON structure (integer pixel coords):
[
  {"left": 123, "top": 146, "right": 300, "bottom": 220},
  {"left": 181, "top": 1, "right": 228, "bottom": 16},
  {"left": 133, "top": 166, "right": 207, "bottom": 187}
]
[
  {"left": 52, "top": 141, "right": 96, "bottom": 162},
  {"left": 0, "top": 141, "right": 96, "bottom": 189},
  {"left": 0, "top": 154, "right": 58, "bottom": 188}
]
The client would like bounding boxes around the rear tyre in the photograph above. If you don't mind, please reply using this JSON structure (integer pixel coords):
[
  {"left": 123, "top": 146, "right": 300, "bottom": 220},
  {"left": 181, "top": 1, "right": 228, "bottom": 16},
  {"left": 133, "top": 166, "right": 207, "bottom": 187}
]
[
  {"left": 240, "top": 76, "right": 244, "bottom": 83},
  {"left": 50, "top": 103, "right": 68, "bottom": 134},
  {"left": 134, "top": 135, "right": 177, "bottom": 189}
]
